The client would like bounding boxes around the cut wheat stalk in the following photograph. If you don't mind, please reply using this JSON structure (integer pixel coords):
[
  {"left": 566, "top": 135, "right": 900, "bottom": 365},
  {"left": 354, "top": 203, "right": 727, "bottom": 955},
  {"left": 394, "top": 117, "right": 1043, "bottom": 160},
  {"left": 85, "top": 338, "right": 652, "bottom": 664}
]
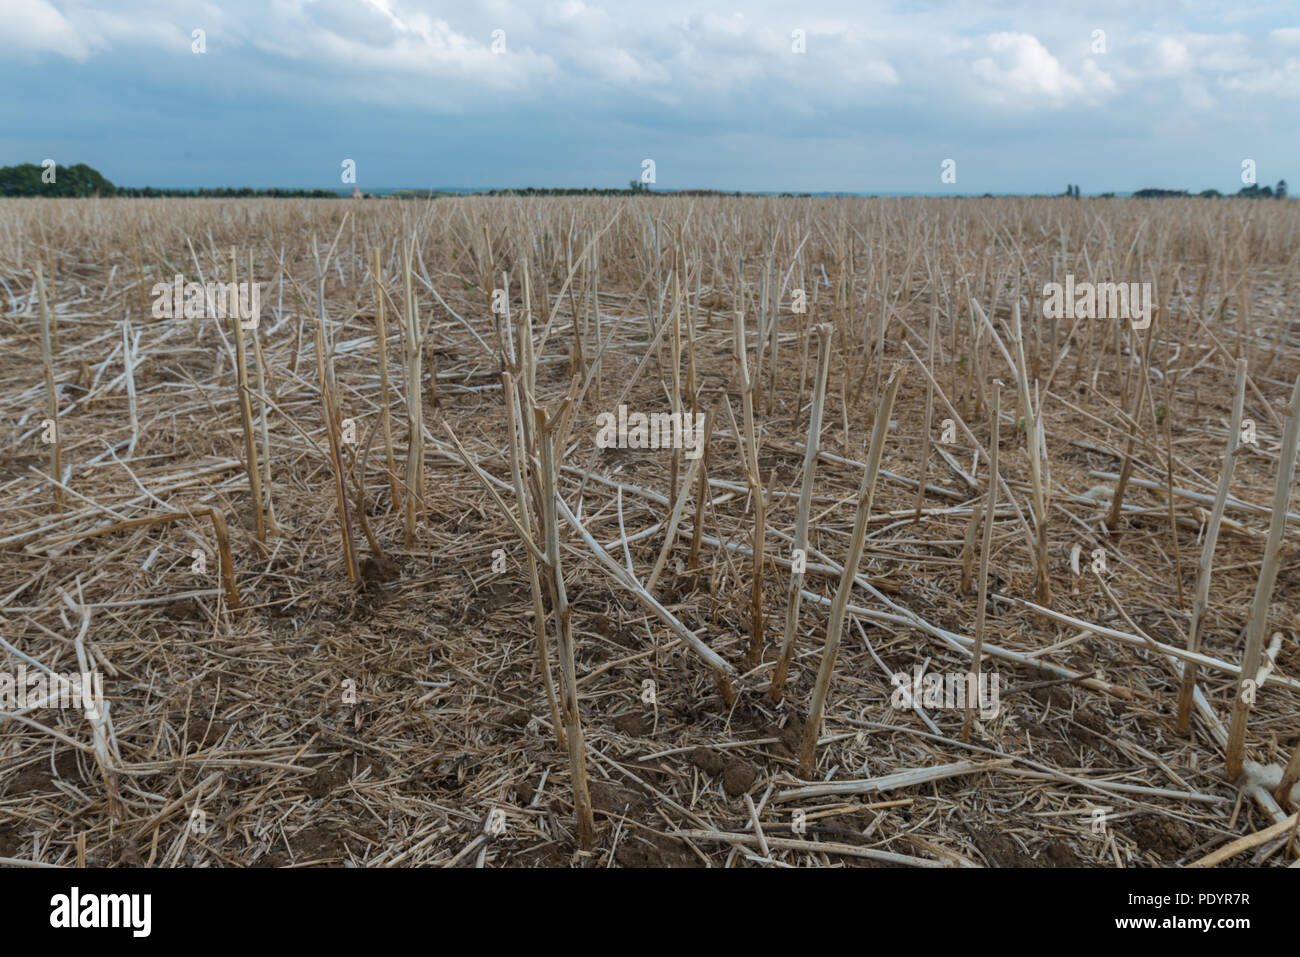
[
  {"left": 733, "top": 310, "right": 768, "bottom": 668},
  {"left": 61, "top": 589, "right": 123, "bottom": 828},
  {"left": 1007, "top": 298, "right": 1052, "bottom": 603},
  {"left": 247, "top": 249, "right": 279, "bottom": 536},
  {"left": 668, "top": 268, "right": 683, "bottom": 513},
  {"left": 646, "top": 454, "right": 701, "bottom": 594},
  {"left": 34, "top": 262, "right": 64, "bottom": 513},
  {"left": 535, "top": 404, "right": 596, "bottom": 849},
  {"left": 1161, "top": 405, "right": 1184, "bottom": 608},
  {"left": 964, "top": 381, "right": 1000, "bottom": 742},
  {"left": 1177, "top": 357, "right": 1248, "bottom": 731},
  {"left": 972, "top": 298, "right": 1050, "bottom": 602},
  {"left": 686, "top": 410, "right": 711, "bottom": 571},
  {"left": 913, "top": 286, "right": 939, "bottom": 522},
  {"left": 502, "top": 371, "right": 565, "bottom": 750},
  {"left": 798, "top": 362, "right": 905, "bottom": 777},
  {"left": 120, "top": 316, "right": 138, "bottom": 458},
  {"left": 228, "top": 248, "right": 266, "bottom": 545},
  {"left": 769, "top": 323, "right": 832, "bottom": 703},
  {"left": 351, "top": 417, "right": 387, "bottom": 560},
  {"left": 371, "top": 247, "right": 401, "bottom": 510},
  {"left": 402, "top": 239, "right": 426, "bottom": 545},
  {"left": 314, "top": 313, "right": 360, "bottom": 582},
  {"left": 1225, "top": 373, "right": 1300, "bottom": 782},
  {"left": 959, "top": 501, "right": 984, "bottom": 594}
]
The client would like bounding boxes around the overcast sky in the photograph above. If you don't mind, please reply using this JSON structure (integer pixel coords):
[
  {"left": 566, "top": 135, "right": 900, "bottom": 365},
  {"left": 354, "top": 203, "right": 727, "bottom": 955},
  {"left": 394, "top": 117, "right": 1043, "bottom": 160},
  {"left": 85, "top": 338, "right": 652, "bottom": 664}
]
[{"left": 2, "top": 0, "right": 1296, "bottom": 193}]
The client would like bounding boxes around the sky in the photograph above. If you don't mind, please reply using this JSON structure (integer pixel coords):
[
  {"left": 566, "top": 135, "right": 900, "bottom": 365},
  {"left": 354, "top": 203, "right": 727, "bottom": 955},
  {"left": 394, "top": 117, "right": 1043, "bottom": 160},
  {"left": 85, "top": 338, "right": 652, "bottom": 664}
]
[{"left": 1, "top": 0, "right": 1297, "bottom": 194}]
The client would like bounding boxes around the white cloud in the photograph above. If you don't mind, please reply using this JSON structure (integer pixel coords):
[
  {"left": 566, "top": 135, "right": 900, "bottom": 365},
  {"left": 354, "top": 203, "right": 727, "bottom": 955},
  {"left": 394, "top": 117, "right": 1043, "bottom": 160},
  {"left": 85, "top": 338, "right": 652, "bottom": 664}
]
[
  {"left": 1219, "top": 58, "right": 1300, "bottom": 97},
  {"left": 0, "top": 0, "right": 91, "bottom": 59},
  {"left": 1153, "top": 37, "right": 1192, "bottom": 74},
  {"left": 1, "top": 0, "right": 1294, "bottom": 145},
  {"left": 970, "top": 32, "right": 1109, "bottom": 107}
]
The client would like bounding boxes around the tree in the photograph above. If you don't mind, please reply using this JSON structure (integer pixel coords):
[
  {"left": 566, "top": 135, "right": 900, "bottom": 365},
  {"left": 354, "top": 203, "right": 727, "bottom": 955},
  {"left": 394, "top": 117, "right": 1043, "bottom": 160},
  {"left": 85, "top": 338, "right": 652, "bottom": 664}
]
[{"left": 1278, "top": 180, "right": 1288, "bottom": 200}]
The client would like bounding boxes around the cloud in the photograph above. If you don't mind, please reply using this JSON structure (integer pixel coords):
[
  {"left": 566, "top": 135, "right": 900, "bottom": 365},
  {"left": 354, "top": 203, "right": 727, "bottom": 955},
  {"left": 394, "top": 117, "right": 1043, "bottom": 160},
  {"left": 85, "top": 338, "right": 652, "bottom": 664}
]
[
  {"left": 3, "top": 1, "right": 1295, "bottom": 192},
  {"left": 1218, "top": 58, "right": 1300, "bottom": 97},
  {"left": 0, "top": 0, "right": 91, "bottom": 59},
  {"left": 970, "top": 32, "right": 1112, "bottom": 107}
]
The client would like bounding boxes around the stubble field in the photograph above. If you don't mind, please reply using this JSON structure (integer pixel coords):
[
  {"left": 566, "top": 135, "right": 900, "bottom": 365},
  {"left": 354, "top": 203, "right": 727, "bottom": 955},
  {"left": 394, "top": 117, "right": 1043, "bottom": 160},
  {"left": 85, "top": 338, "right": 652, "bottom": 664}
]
[{"left": 1, "top": 195, "right": 1298, "bottom": 867}]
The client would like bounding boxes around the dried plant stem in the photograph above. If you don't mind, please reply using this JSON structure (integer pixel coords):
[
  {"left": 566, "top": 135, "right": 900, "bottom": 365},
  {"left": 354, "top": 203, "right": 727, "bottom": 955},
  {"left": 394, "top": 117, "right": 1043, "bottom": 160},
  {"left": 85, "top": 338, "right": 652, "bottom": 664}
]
[
  {"left": 734, "top": 311, "right": 767, "bottom": 667},
  {"left": 959, "top": 502, "right": 984, "bottom": 594},
  {"left": 769, "top": 323, "right": 832, "bottom": 703},
  {"left": 798, "top": 363, "right": 905, "bottom": 777},
  {"left": 403, "top": 239, "right": 425, "bottom": 545},
  {"left": 229, "top": 249, "right": 266, "bottom": 545},
  {"left": 1161, "top": 409, "right": 1184, "bottom": 608},
  {"left": 536, "top": 405, "right": 595, "bottom": 849},
  {"left": 502, "top": 372, "right": 565, "bottom": 750},
  {"left": 1225, "top": 374, "right": 1300, "bottom": 781},
  {"left": 668, "top": 269, "right": 683, "bottom": 511},
  {"left": 34, "top": 263, "right": 64, "bottom": 512},
  {"left": 1187, "top": 810, "right": 1298, "bottom": 867},
  {"left": 121, "top": 317, "right": 138, "bottom": 457},
  {"left": 372, "top": 248, "right": 401, "bottom": 509},
  {"left": 314, "top": 317, "right": 360, "bottom": 582},
  {"left": 248, "top": 250, "right": 279, "bottom": 535},
  {"left": 46, "top": 509, "right": 240, "bottom": 609},
  {"left": 205, "top": 507, "right": 242, "bottom": 611},
  {"left": 964, "top": 382, "right": 1000, "bottom": 742},
  {"left": 974, "top": 298, "right": 1049, "bottom": 604},
  {"left": 554, "top": 495, "right": 734, "bottom": 683},
  {"left": 686, "top": 411, "right": 711, "bottom": 571},
  {"left": 1012, "top": 300, "right": 1051, "bottom": 604},
  {"left": 1106, "top": 434, "right": 1136, "bottom": 531},
  {"left": 1276, "top": 738, "right": 1300, "bottom": 807},
  {"left": 914, "top": 291, "right": 938, "bottom": 521},
  {"left": 64, "top": 592, "right": 122, "bottom": 827},
  {"left": 1177, "top": 358, "right": 1247, "bottom": 731},
  {"left": 352, "top": 417, "right": 386, "bottom": 559},
  {"left": 647, "top": 455, "right": 701, "bottom": 594}
]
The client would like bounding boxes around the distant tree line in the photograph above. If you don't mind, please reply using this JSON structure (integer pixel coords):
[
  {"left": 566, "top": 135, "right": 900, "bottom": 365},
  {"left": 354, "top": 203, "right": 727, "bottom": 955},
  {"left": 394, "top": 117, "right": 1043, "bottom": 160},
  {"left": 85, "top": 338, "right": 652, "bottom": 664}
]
[
  {"left": 484, "top": 185, "right": 647, "bottom": 197},
  {"left": 0, "top": 163, "right": 115, "bottom": 196},
  {"left": 0, "top": 162, "right": 339, "bottom": 198},
  {"left": 7, "top": 161, "right": 1284, "bottom": 201},
  {"left": 120, "top": 185, "right": 340, "bottom": 198},
  {"left": 1133, "top": 180, "right": 1288, "bottom": 199},
  {"left": 485, "top": 185, "right": 814, "bottom": 197}
]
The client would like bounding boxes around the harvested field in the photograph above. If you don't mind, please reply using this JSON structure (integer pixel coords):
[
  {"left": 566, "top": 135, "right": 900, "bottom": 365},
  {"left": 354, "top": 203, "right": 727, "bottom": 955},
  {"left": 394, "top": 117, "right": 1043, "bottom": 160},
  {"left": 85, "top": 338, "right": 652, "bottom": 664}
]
[{"left": 1, "top": 195, "right": 1298, "bottom": 868}]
